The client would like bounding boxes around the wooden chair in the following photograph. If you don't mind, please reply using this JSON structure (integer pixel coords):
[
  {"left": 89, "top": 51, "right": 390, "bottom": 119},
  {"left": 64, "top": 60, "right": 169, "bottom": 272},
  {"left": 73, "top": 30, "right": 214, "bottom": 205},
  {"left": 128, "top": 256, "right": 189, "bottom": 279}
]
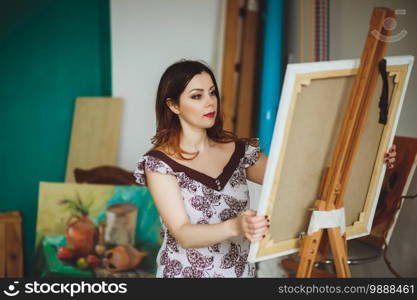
[{"left": 0, "top": 211, "right": 23, "bottom": 277}]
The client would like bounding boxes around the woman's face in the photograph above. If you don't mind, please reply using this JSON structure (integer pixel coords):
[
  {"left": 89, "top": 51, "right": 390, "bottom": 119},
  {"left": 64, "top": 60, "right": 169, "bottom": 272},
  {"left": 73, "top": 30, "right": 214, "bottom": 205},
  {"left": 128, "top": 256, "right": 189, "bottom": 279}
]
[{"left": 169, "top": 71, "right": 218, "bottom": 130}]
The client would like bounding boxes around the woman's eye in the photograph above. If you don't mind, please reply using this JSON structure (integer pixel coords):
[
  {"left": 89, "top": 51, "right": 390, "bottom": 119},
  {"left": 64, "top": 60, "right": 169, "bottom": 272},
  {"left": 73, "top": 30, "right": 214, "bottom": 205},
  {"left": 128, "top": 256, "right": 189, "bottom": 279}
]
[
  {"left": 210, "top": 90, "right": 216, "bottom": 96},
  {"left": 191, "top": 94, "right": 201, "bottom": 100}
]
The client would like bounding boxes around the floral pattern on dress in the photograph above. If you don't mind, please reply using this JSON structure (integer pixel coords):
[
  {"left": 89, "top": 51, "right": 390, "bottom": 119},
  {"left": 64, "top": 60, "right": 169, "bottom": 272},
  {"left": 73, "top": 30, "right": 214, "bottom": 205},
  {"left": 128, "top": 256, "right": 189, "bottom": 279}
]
[
  {"left": 177, "top": 172, "right": 198, "bottom": 193},
  {"left": 186, "top": 249, "right": 214, "bottom": 269},
  {"left": 165, "top": 230, "right": 179, "bottom": 253},
  {"left": 220, "top": 243, "right": 250, "bottom": 278},
  {"left": 188, "top": 185, "right": 223, "bottom": 220},
  {"left": 202, "top": 186, "right": 222, "bottom": 204},
  {"left": 160, "top": 250, "right": 183, "bottom": 278},
  {"left": 208, "top": 243, "right": 220, "bottom": 253},
  {"left": 241, "top": 138, "right": 261, "bottom": 168},
  {"left": 229, "top": 168, "right": 247, "bottom": 188},
  {"left": 189, "top": 195, "right": 216, "bottom": 219},
  {"left": 182, "top": 266, "right": 205, "bottom": 278},
  {"left": 134, "top": 155, "right": 174, "bottom": 185},
  {"left": 180, "top": 249, "right": 215, "bottom": 278},
  {"left": 219, "top": 194, "right": 248, "bottom": 221}
]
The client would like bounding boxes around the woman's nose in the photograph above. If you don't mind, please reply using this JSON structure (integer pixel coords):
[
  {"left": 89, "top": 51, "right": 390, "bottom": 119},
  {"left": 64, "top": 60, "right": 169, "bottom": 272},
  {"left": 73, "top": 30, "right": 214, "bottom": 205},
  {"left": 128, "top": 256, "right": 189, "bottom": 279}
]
[{"left": 206, "top": 93, "right": 216, "bottom": 106}]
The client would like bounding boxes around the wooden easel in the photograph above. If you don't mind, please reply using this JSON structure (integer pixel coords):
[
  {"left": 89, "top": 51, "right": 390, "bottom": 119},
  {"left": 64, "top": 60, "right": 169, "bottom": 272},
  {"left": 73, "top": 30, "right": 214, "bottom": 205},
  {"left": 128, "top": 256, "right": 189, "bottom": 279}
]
[{"left": 296, "top": 7, "right": 395, "bottom": 278}]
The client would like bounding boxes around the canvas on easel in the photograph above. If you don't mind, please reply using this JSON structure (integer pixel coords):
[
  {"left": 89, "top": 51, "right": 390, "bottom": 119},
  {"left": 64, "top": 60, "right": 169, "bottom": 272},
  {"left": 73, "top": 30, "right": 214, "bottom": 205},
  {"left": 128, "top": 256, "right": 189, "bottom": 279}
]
[{"left": 248, "top": 55, "right": 414, "bottom": 263}]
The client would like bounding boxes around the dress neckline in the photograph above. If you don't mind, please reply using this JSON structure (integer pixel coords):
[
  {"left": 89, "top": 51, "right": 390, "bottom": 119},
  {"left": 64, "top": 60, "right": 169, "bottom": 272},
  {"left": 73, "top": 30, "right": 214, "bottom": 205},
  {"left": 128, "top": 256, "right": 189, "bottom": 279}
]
[{"left": 146, "top": 139, "right": 245, "bottom": 191}]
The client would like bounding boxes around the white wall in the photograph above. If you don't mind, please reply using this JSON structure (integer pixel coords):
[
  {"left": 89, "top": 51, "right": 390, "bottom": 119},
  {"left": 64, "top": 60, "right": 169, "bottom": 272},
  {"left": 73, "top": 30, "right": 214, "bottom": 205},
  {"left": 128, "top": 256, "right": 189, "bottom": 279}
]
[
  {"left": 111, "top": 0, "right": 224, "bottom": 171},
  {"left": 329, "top": 0, "right": 417, "bottom": 138}
]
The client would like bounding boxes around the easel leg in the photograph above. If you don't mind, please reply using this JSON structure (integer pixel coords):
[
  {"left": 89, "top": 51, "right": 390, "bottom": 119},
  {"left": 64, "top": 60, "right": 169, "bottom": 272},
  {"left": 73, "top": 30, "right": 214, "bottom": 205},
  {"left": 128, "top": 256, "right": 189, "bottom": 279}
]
[
  {"left": 317, "top": 229, "right": 330, "bottom": 262},
  {"left": 296, "top": 229, "right": 323, "bottom": 277},
  {"left": 328, "top": 227, "right": 351, "bottom": 277}
]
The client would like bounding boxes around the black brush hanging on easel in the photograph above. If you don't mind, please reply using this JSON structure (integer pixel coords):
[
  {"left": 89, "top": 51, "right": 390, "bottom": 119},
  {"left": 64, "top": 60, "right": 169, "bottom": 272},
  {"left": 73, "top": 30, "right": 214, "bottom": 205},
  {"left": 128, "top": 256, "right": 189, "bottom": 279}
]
[{"left": 378, "top": 58, "right": 389, "bottom": 125}]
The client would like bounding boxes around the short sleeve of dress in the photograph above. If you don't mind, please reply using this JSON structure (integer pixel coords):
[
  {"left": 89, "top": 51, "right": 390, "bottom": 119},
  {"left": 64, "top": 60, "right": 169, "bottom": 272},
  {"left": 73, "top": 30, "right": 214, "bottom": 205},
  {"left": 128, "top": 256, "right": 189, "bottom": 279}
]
[
  {"left": 241, "top": 137, "right": 261, "bottom": 168},
  {"left": 134, "top": 155, "right": 175, "bottom": 186}
]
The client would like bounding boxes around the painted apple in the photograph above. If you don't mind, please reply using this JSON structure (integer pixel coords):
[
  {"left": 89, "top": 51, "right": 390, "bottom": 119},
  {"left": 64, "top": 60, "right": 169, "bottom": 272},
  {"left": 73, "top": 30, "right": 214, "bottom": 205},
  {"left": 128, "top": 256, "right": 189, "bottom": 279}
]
[
  {"left": 86, "top": 254, "right": 100, "bottom": 268},
  {"left": 57, "top": 246, "right": 75, "bottom": 261}
]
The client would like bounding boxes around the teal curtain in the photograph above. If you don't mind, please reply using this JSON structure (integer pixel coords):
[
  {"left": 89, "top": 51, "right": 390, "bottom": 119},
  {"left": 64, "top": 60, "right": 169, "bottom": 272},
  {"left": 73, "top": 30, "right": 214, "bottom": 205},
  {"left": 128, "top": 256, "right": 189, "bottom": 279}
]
[{"left": 0, "top": 0, "right": 111, "bottom": 277}]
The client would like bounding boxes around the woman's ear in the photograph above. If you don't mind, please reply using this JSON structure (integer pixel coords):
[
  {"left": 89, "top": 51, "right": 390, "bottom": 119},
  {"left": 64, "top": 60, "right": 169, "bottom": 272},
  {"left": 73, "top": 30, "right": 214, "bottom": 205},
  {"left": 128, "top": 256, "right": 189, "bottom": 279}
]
[{"left": 166, "top": 98, "right": 180, "bottom": 115}]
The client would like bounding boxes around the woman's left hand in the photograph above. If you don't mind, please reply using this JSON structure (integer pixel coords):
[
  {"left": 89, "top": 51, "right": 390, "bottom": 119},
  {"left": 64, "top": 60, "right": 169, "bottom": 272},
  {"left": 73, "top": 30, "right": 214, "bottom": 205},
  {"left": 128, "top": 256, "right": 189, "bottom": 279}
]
[{"left": 384, "top": 144, "right": 396, "bottom": 169}]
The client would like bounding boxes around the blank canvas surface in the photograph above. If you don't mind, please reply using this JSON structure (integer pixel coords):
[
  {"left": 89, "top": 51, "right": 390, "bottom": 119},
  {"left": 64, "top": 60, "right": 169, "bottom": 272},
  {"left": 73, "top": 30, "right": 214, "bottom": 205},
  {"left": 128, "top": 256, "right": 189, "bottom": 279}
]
[{"left": 271, "top": 74, "right": 395, "bottom": 242}]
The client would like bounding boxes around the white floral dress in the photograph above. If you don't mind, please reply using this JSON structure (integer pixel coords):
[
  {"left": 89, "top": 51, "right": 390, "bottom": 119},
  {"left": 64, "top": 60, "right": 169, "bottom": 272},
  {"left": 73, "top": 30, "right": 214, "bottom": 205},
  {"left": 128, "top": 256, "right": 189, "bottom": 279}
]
[{"left": 134, "top": 138, "right": 260, "bottom": 278}]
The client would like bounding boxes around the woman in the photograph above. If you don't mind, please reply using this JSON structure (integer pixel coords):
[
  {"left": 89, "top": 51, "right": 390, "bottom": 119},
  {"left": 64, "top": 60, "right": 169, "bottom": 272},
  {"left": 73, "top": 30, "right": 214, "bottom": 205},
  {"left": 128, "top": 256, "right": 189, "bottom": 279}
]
[
  {"left": 134, "top": 59, "right": 396, "bottom": 278},
  {"left": 134, "top": 59, "right": 268, "bottom": 278}
]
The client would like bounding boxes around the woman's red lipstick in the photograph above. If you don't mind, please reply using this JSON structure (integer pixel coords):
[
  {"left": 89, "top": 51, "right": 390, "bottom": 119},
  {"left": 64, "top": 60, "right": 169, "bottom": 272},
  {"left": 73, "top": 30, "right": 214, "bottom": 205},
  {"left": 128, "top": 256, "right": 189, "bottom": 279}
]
[{"left": 204, "top": 111, "right": 216, "bottom": 118}]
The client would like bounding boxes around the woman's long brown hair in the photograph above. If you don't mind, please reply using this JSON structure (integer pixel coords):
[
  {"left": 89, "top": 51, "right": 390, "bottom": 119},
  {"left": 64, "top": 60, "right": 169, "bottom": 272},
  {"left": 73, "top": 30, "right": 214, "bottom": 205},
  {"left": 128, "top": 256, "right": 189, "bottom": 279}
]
[{"left": 150, "top": 59, "right": 238, "bottom": 160}]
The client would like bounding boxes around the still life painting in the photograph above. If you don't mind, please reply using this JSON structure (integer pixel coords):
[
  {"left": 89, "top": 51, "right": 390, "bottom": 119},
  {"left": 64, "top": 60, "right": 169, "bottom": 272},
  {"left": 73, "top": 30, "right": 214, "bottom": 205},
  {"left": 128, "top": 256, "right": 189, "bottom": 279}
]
[{"left": 35, "top": 182, "right": 161, "bottom": 278}]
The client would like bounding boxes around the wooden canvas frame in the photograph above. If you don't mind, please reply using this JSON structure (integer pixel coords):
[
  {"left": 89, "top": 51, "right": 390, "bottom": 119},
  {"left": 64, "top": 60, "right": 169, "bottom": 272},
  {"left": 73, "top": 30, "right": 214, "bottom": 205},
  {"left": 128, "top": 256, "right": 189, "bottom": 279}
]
[
  {"left": 386, "top": 156, "right": 417, "bottom": 243},
  {"left": 363, "top": 136, "right": 417, "bottom": 248},
  {"left": 65, "top": 97, "right": 123, "bottom": 182},
  {"left": 248, "top": 56, "right": 414, "bottom": 263}
]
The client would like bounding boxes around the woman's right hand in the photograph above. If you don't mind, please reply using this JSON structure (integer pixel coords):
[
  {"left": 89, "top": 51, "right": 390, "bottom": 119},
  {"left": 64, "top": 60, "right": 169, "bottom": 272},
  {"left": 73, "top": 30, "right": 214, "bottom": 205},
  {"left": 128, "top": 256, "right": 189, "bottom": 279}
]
[{"left": 235, "top": 209, "right": 270, "bottom": 242}]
